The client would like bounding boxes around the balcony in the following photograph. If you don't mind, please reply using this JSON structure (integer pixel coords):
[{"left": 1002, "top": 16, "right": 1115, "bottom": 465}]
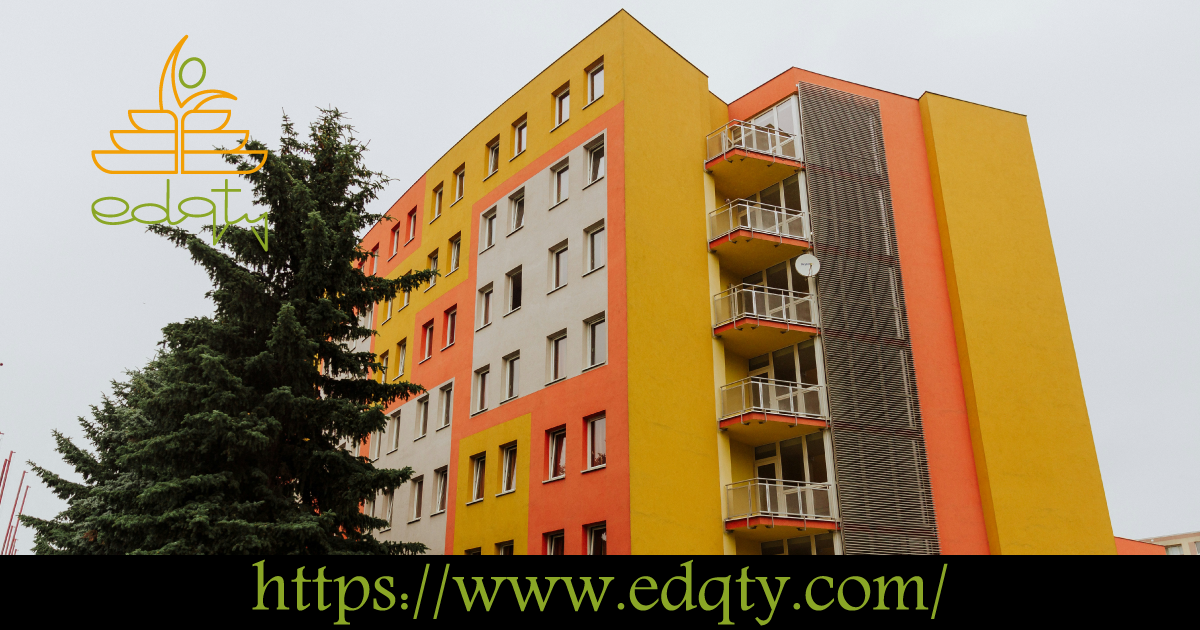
[
  {"left": 708, "top": 200, "right": 812, "bottom": 277},
  {"left": 725, "top": 478, "right": 838, "bottom": 535},
  {"left": 713, "top": 284, "right": 819, "bottom": 357},
  {"left": 705, "top": 120, "right": 803, "bottom": 200},
  {"left": 719, "top": 377, "right": 827, "bottom": 443}
]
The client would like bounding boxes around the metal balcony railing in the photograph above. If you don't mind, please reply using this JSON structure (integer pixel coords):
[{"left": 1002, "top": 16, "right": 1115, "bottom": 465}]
[
  {"left": 708, "top": 199, "right": 810, "bottom": 243},
  {"left": 714, "top": 284, "right": 818, "bottom": 328},
  {"left": 726, "top": 478, "right": 836, "bottom": 522},
  {"left": 719, "top": 377, "right": 827, "bottom": 421},
  {"left": 706, "top": 120, "right": 800, "bottom": 163}
]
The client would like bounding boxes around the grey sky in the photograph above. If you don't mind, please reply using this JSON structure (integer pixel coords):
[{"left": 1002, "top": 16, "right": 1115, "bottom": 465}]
[{"left": 1, "top": 0, "right": 1195, "bottom": 552}]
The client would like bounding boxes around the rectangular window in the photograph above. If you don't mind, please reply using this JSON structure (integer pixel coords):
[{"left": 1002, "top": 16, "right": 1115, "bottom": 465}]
[
  {"left": 435, "top": 468, "right": 449, "bottom": 513},
  {"left": 504, "top": 353, "right": 520, "bottom": 400},
  {"left": 428, "top": 250, "right": 439, "bottom": 287},
  {"left": 497, "top": 541, "right": 514, "bottom": 556},
  {"left": 407, "top": 209, "right": 417, "bottom": 241},
  {"left": 389, "top": 410, "right": 401, "bottom": 451},
  {"left": 396, "top": 339, "right": 406, "bottom": 377},
  {"left": 370, "top": 427, "right": 382, "bottom": 460},
  {"left": 478, "top": 284, "right": 493, "bottom": 328},
  {"left": 588, "top": 61, "right": 604, "bottom": 103},
  {"left": 454, "top": 166, "right": 465, "bottom": 202},
  {"left": 587, "top": 523, "right": 607, "bottom": 556},
  {"left": 501, "top": 443, "right": 517, "bottom": 493},
  {"left": 422, "top": 322, "right": 434, "bottom": 361},
  {"left": 471, "top": 454, "right": 486, "bottom": 502},
  {"left": 552, "top": 245, "right": 568, "bottom": 289},
  {"left": 384, "top": 490, "right": 394, "bottom": 527},
  {"left": 465, "top": 548, "right": 482, "bottom": 555},
  {"left": 403, "top": 276, "right": 411, "bottom": 308},
  {"left": 553, "top": 164, "right": 569, "bottom": 205},
  {"left": 385, "top": 297, "right": 394, "bottom": 322},
  {"left": 587, "top": 415, "right": 606, "bottom": 468},
  {"left": 481, "top": 209, "right": 496, "bottom": 250},
  {"left": 513, "top": 116, "right": 527, "bottom": 156},
  {"left": 445, "top": 307, "right": 457, "bottom": 347},
  {"left": 476, "top": 367, "right": 490, "bottom": 412},
  {"left": 1166, "top": 545, "right": 1183, "bottom": 555},
  {"left": 487, "top": 138, "right": 500, "bottom": 175},
  {"left": 416, "top": 397, "right": 429, "bottom": 438},
  {"left": 510, "top": 191, "right": 525, "bottom": 232},
  {"left": 433, "top": 185, "right": 443, "bottom": 219},
  {"left": 371, "top": 246, "right": 379, "bottom": 275},
  {"left": 439, "top": 384, "right": 453, "bottom": 428},
  {"left": 588, "top": 316, "right": 607, "bottom": 367},
  {"left": 588, "top": 144, "right": 605, "bottom": 183},
  {"left": 410, "top": 476, "right": 424, "bottom": 520},
  {"left": 391, "top": 226, "right": 400, "bottom": 256},
  {"left": 550, "top": 333, "right": 567, "bottom": 382},
  {"left": 379, "top": 351, "right": 389, "bottom": 383},
  {"left": 587, "top": 224, "right": 606, "bottom": 271},
  {"left": 546, "top": 531, "right": 564, "bottom": 556},
  {"left": 449, "top": 234, "right": 461, "bottom": 272},
  {"left": 555, "top": 87, "right": 570, "bottom": 126},
  {"left": 548, "top": 428, "right": 566, "bottom": 480},
  {"left": 507, "top": 267, "right": 523, "bottom": 312}
]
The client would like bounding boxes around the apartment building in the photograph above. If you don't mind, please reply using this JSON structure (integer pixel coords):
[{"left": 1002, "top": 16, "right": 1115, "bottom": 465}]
[{"left": 358, "top": 10, "right": 1118, "bottom": 555}]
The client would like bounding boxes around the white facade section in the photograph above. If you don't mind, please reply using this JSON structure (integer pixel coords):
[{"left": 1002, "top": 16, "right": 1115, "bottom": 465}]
[{"left": 472, "top": 131, "right": 609, "bottom": 411}]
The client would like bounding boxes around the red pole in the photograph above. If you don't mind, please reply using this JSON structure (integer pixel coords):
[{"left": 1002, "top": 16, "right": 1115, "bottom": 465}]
[
  {"left": 0, "top": 452, "right": 12, "bottom": 512},
  {"left": 8, "top": 486, "right": 28, "bottom": 555},
  {"left": 2, "top": 470, "right": 25, "bottom": 552}
]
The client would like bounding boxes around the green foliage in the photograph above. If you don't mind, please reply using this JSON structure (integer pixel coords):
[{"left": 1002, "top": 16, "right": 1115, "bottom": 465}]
[{"left": 22, "top": 109, "right": 436, "bottom": 554}]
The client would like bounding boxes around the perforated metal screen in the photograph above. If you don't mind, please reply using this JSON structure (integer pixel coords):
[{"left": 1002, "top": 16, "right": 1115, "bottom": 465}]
[{"left": 798, "top": 82, "right": 941, "bottom": 555}]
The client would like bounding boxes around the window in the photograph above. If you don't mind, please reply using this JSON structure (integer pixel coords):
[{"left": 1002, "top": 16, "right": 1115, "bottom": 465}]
[
  {"left": 444, "top": 307, "right": 457, "bottom": 347},
  {"left": 513, "top": 116, "right": 527, "bottom": 156},
  {"left": 388, "top": 410, "right": 401, "bottom": 451},
  {"left": 433, "top": 185, "right": 443, "bottom": 219},
  {"left": 439, "top": 384, "right": 453, "bottom": 428},
  {"left": 587, "top": 415, "right": 606, "bottom": 468},
  {"left": 549, "top": 332, "right": 567, "bottom": 382},
  {"left": 407, "top": 209, "right": 417, "bottom": 241},
  {"left": 403, "top": 277, "right": 411, "bottom": 308},
  {"left": 546, "top": 531, "right": 565, "bottom": 556},
  {"left": 379, "top": 351, "right": 389, "bottom": 383},
  {"left": 588, "top": 143, "right": 605, "bottom": 183},
  {"left": 384, "top": 490, "right": 394, "bottom": 527},
  {"left": 588, "top": 61, "right": 604, "bottom": 103},
  {"left": 454, "top": 166, "right": 465, "bottom": 202},
  {"left": 416, "top": 397, "right": 429, "bottom": 438},
  {"left": 422, "top": 322, "right": 434, "bottom": 361},
  {"left": 449, "top": 234, "right": 461, "bottom": 272},
  {"left": 587, "top": 523, "right": 607, "bottom": 556},
  {"left": 478, "top": 284, "right": 493, "bottom": 328},
  {"left": 428, "top": 250, "right": 439, "bottom": 287},
  {"left": 487, "top": 138, "right": 500, "bottom": 175},
  {"left": 475, "top": 367, "right": 490, "bottom": 412},
  {"left": 551, "top": 243, "right": 568, "bottom": 290},
  {"left": 501, "top": 443, "right": 517, "bottom": 493},
  {"left": 548, "top": 428, "right": 566, "bottom": 480},
  {"left": 555, "top": 86, "right": 570, "bottom": 126},
  {"left": 510, "top": 190, "right": 525, "bottom": 232},
  {"left": 396, "top": 340, "right": 406, "bottom": 377},
  {"left": 410, "top": 476, "right": 424, "bottom": 520},
  {"left": 481, "top": 208, "right": 496, "bottom": 251},
  {"left": 471, "top": 454, "right": 486, "bottom": 502},
  {"left": 587, "top": 315, "right": 607, "bottom": 367},
  {"left": 434, "top": 467, "right": 449, "bottom": 513},
  {"left": 370, "top": 246, "right": 379, "bottom": 275},
  {"left": 1166, "top": 545, "right": 1183, "bottom": 555},
  {"left": 465, "top": 547, "right": 482, "bottom": 555},
  {"left": 391, "top": 226, "right": 401, "bottom": 256},
  {"left": 384, "top": 297, "right": 393, "bottom": 322},
  {"left": 370, "top": 427, "right": 382, "bottom": 460},
  {"left": 503, "top": 352, "right": 520, "bottom": 400},
  {"left": 496, "top": 541, "right": 514, "bottom": 556},
  {"left": 553, "top": 163, "right": 569, "bottom": 205},
  {"left": 586, "top": 223, "right": 606, "bottom": 272},
  {"left": 507, "top": 267, "right": 523, "bottom": 312}
]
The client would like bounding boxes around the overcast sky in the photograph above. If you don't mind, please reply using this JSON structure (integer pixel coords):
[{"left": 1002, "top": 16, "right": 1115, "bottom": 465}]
[{"left": 1, "top": 0, "right": 1196, "bottom": 552}]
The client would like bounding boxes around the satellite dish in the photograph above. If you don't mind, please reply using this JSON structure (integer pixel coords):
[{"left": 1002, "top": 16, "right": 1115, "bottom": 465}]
[{"left": 794, "top": 253, "right": 820, "bottom": 277}]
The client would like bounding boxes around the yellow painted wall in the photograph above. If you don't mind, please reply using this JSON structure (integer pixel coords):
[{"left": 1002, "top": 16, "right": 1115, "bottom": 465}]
[
  {"left": 451, "top": 414, "right": 531, "bottom": 554},
  {"left": 621, "top": 13, "right": 726, "bottom": 554},
  {"left": 919, "top": 93, "right": 1115, "bottom": 554}
]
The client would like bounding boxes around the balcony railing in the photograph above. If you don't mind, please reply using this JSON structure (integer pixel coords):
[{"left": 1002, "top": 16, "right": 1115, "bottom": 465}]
[
  {"left": 719, "top": 377, "right": 827, "bottom": 421},
  {"left": 714, "top": 284, "right": 818, "bottom": 329},
  {"left": 708, "top": 199, "right": 810, "bottom": 243},
  {"left": 706, "top": 120, "right": 800, "bottom": 163},
  {"left": 726, "top": 478, "right": 835, "bottom": 521}
]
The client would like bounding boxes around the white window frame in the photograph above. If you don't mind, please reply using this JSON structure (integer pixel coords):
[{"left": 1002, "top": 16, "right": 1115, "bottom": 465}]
[
  {"left": 428, "top": 250, "right": 439, "bottom": 287},
  {"left": 546, "top": 531, "right": 564, "bottom": 555},
  {"left": 588, "top": 62, "right": 604, "bottom": 103},
  {"left": 507, "top": 267, "right": 523, "bottom": 313},
  {"left": 407, "top": 210, "right": 417, "bottom": 241},
  {"left": 586, "top": 415, "right": 606, "bottom": 469},
  {"left": 478, "top": 284, "right": 493, "bottom": 328},
  {"left": 548, "top": 428, "right": 566, "bottom": 481},
  {"left": 586, "top": 222, "right": 606, "bottom": 273},
  {"left": 471, "top": 454, "right": 486, "bottom": 502},
  {"left": 439, "top": 384, "right": 453, "bottom": 429},
  {"left": 555, "top": 87, "right": 570, "bottom": 126},
  {"left": 371, "top": 248, "right": 378, "bottom": 275},
  {"left": 449, "top": 235, "right": 461, "bottom": 272},
  {"left": 588, "top": 143, "right": 605, "bottom": 184},
  {"left": 509, "top": 190, "right": 525, "bottom": 233},
  {"left": 481, "top": 208, "right": 497, "bottom": 251},
  {"left": 434, "top": 467, "right": 449, "bottom": 514},
  {"left": 410, "top": 476, "right": 424, "bottom": 521},
  {"left": 487, "top": 140, "right": 500, "bottom": 175},
  {"left": 586, "top": 314, "right": 607, "bottom": 368},
  {"left": 551, "top": 243, "right": 568, "bottom": 290},
  {"left": 379, "top": 351, "right": 389, "bottom": 383},
  {"left": 500, "top": 443, "right": 517, "bottom": 494},
  {"left": 587, "top": 523, "right": 607, "bottom": 556},
  {"left": 549, "top": 332, "right": 567, "bottom": 382},
  {"left": 445, "top": 308, "right": 457, "bottom": 347},
  {"left": 455, "top": 168, "right": 465, "bottom": 202},
  {"left": 514, "top": 118, "right": 527, "bottom": 156},
  {"left": 384, "top": 489, "right": 394, "bottom": 527},
  {"left": 475, "top": 366, "right": 490, "bottom": 413},
  {"left": 415, "top": 396, "right": 429, "bottom": 439},
  {"left": 552, "top": 162, "right": 570, "bottom": 205},
  {"left": 433, "top": 185, "right": 443, "bottom": 219},
  {"left": 389, "top": 410, "right": 401, "bottom": 451},
  {"left": 503, "top": 352, "right": 520, "bottom": 401},
  {"left": 396, "top": 339, "right": 406, "bottom": 378},
  {"left": 391, "top": 226, "right": 400, "bottom": 256},
  {"left": 422, "top": 323, "right": 434, "bottom": 361}
]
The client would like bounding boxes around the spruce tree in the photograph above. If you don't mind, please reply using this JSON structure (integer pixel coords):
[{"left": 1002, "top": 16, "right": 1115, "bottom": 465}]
[{"left": 22, "top": 109, "right": 435, "bottom": 554}]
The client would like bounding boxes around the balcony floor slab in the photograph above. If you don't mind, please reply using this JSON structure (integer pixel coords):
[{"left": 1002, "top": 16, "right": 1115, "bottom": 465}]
[
  {"left": 714, "top": 318, "right": 818, "bottom": 357},
  {"left": 720, "top": 412, "right": 825, "bottom": 445},
  {"left": 709, "top": 230, "right": 811, "bottom": 278},
  {"left": 706, "top": 150, "right": 804, "bottom": 200},
  {"left": 725, "top": 517, "right": 839, "bottom": 540}
]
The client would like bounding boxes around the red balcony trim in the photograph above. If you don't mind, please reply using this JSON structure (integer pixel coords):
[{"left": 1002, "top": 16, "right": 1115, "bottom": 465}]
[
  {"left": 724, "top": 516, "right": 839, "bottom": 532},
  {"left": 719, "top": 412, "right": 826, "bottom": 431},
  {"left": 708, "top": 229, "right": 811, "bottom": 251},
  {"left": 714, "top": 318, "right": 819, "bottom": 337},
  {"left": 705, "top": 148, "right": 805, "bottom": 172}
]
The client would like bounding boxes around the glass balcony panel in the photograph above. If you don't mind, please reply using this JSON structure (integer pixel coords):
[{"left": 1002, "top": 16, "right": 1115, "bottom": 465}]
[
  {"left": 718, "top": 378, "right": 826, "bottom": 421},
  {"left": 706, "top": 120, "right": 800, "bottom": 163},
  {"left": 713, "top": 284, "right": 818, "bottom": 328},
  {"left": 708, "top": 199, "right": 810, "bottom": 243},
  {"left": 725, "top": 478, "right": 837, "bottom": 521}
]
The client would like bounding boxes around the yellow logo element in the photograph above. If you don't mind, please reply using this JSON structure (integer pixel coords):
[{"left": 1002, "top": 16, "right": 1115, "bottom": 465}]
[{"left": 92, "top": 36, "right": 267, "bottom": 175}]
